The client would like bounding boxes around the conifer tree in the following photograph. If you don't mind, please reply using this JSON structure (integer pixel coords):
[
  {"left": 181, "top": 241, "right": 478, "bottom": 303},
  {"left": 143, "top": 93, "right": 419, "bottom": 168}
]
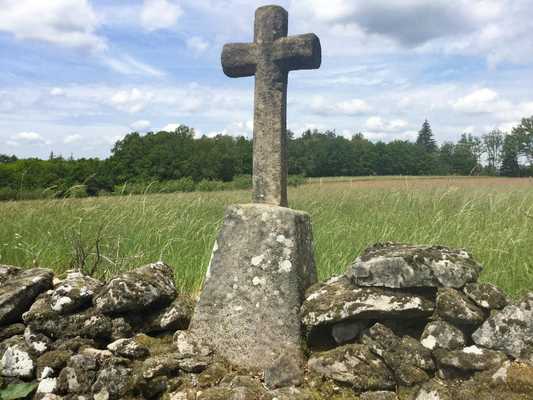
[{"left": 416, "top": 120, "right": 437, "bottom": 152}]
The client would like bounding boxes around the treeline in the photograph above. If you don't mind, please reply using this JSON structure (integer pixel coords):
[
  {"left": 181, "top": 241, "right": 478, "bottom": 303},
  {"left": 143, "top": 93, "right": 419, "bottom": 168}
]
[{"left": 1, "top": 118, "right": 532, "bottom": 201}]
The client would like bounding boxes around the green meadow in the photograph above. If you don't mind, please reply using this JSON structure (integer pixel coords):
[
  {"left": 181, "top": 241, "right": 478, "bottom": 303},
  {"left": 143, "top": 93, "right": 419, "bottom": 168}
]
[{"left": 1, "top": 176, "right": 532, "bottom": 297}]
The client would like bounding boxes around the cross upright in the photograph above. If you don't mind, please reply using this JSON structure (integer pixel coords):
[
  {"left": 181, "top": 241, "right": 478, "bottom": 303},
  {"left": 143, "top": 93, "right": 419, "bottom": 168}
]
[{"left": 222, "top": 5, "right": 321, "bottom": 207}]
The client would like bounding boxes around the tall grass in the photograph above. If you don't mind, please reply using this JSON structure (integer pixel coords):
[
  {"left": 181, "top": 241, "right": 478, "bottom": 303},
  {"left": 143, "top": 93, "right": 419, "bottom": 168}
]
[{"left": 0, "top": 178, "right": 532, "bottom": 297}]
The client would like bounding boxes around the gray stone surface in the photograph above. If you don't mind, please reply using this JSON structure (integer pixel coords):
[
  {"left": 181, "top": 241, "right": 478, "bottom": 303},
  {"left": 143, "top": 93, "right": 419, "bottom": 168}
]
[
  {"left": 420, "top": 320, "right": 466, "bottom": 350},
  {"left": 347, "top": 243, "right": 482, "bottom": 289},
  {"left": 360, "top": 392, "right": 398, "bottom": 400},
  {"left": 0, "top": 266, "right": 53, "bottom": 325},
  {"left": 436, "top": 288, "right": 486, "bottom": 327},
  {"left": 94, "top": 261, "right": 176, "bottom": 314},
  {"left": 434, "top": 345, "right": 507, "bottom": 371},
  {"left": 0, "top": 335, "right": 35, "bottom": 378},
  {"left": 331, "top": 319, "right": 370, "bottom": 345},
  {"left": 107, "top": 337, "right": 149, "bottom": 359},
  {"left": 308, "top": 344, "right": 395, "bottom": 391},
  {"left": 301, "top": 275, "right": 434, "bottom": 330},
  {"left": 50, "top": 271, "right": 103, "bottom": 314},
  {"left": 362, "top": 323, "right": 435, "bottom": 386},
  {"left": 189, "top": 203, "right": 316, "bottom": 372},
  {"left": 221, "top": 5, "right": 321, "bottom": 206},
  {"left": 472, "top": 292, "right": 533, "bottom": 358},
  {"left": 463, "top": 282, "right": 508, "bottom": 310},
  {"left": 144, "top": 296, "right": 193, "bottom": 333}
]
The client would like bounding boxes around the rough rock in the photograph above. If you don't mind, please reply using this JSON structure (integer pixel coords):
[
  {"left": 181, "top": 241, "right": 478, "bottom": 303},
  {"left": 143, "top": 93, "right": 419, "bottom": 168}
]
[
  {"left": 308, "top": 343, "right": 395, "bottom": 391},
  {"left": 174, "top": 330, "right": 212, "bottom": 358},
  {"left": 189, "top": 204, "right": 316, "bottom": 373},
  {"left": 347, "top": 243, "right": 482, "bottom": 289},
  {"left": 452, "top": 360, "right": 533, "bottom": 399},
  {"left": 140, "top": 354, "right": 182, "bottom": 380},
  {"left": 24, "top": 325, "right": 52, "bottom": 355},
  {"left": 0, "top": 323, "right": 25, "bottom": 341},
  {"left": 36, "top": 350, "right": 72, "bottom": 379},
  {"left": 436, "top": 288, "right": 485, "bottom": 327},
  {"left": 412, "top": 379, "right": 452, "bottom": 400},
  {"left": 37, "top": 377, "right": 58, "bottom": 396},
  {"left": 110, "top": 317, "right": 134, "bottom": 340},
  {"left": 24, "top": 297, "right": 113, "bottom": 341},
  {"left": 331, "top": 319, "right": 370, "bottom": 345},
  {"left": 463, "top": 282, "right": 508, "bottom": 310},
  {"left": 91, "top": 364, "right": 132, "bottom": 400},
  {"left": 107, "top": 337, "right": 149, "bottom": 359},
  {"left": 0, "top": 267, "right": 53, "bottom": 325},
  {"left": 144, "top": 296, "right": 194, "bottom": 333},
  {"left": 434, "top": 345, "right": 508, "bottom": 372},
  {"left": 301, "top": 276, "right": 434, "bottom": 330},
  {"left": 362, "top": 323, "right": 435, "bottom": 386},
  {"left": 0, "top": 336, "right": 35, "bottom": 378},
  {"left": 94, "top": 262, "right": 177, "bottom": 314},
  {"left": 472, "top": 293, "right": 533, "bottom": 358},
  {"left": 50, "top": 271, "right": 103, "bottom": 314},
  {"left": 420, "top": 320, "right": 467, "bottom": 350},
  {"left": 264, "top": 352, "right": 303, "bottom": 389},
  {"left": 360, "top": 391, "right": 398, "bottom": 400},
  {"left": 56, "top": 354, "right": 99, "bottom": 394},
  {"left": 197, "top": 362, "right": 228, "bottom": 388}
]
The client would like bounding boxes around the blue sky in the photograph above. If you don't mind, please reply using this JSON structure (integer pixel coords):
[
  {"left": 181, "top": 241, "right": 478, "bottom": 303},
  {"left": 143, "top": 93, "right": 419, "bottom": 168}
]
[{"left": 1, "top": 0, "right": 532, "bottom": 159}]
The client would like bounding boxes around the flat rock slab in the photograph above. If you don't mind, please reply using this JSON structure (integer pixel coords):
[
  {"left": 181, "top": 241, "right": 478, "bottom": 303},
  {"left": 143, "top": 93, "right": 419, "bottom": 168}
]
[
  {"left": 301, "top": 275, "right": 434, "bottom": 330},
  {"left": 347, "top": 243, "right": 482, "bottom": 289},
  {"left": 434, "top": 345, "right": 508, "bottom": 371},
  {"left": 189, "top": 204, "right": 316, "bottom": 372},
  {"left": 0, "top": 266, "right": 53, "bottom": 326},
  {"left": 94, "top": 262, "right": 176, "bottom": 314}
]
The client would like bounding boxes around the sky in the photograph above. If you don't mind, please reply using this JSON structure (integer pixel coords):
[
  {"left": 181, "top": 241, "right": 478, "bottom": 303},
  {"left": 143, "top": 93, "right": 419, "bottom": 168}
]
[{"left": 1, "top": 0, "right": 532, "bottom": 159}]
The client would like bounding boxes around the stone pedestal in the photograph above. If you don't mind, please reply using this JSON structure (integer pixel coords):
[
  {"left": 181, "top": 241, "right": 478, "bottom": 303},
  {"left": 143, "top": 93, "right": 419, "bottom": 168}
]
[{"left": 189, "top": 204, "right": 316, "bottom": 375}]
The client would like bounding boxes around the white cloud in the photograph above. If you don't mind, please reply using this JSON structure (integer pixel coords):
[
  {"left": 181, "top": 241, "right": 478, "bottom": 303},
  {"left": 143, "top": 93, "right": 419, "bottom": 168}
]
[
  {"left": 50, "top": 88, "right": 65, "bottom": 96},
  {"left": 452, "top": 88, "right": 510, "bottom": 114},
  {"left": 63, "top": 134, "right": 82, "bottom": 144},
  {"left": 110, "top": 88, "right": 153, "bottom": 113},
  {"left": 365, "top": 116, "right": 409, "bottom": 132},
  {"left": 290, "top": 0, "right": 533, "bottom": 65},
  {"left": 10, "top": 131, "right": 50, "bottom": 145},
  {"left": 141, "top": 0, "right": 183, "bottom": 31},
  {"left": 161, "top": 123, "right": 181, "bottom": 132},
  {"left": 310, "top": 96, "right": 371, "bottom": 116},
  {"left": 186, "top": 36, "right": 209, "bottom": 55},
  {"left": 130, "top": 120, "right": 151, "bottom": 131},
  {"left": 101, "top": 55, "right": 165, "bottom": 77},
  {"left": 0, "top": 0, "right": 106, "bottom": 52}
]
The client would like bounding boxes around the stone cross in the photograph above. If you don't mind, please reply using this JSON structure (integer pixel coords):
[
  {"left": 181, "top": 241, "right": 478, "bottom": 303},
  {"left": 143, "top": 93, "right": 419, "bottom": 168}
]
[{"left": 222, "top": 5, "right": 321, "bottom": 207}]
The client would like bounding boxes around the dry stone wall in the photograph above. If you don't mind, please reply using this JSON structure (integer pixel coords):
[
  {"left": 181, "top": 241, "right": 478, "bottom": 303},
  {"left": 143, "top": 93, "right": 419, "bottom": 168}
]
[{"left": 1, "top": 243, "right": 533, "bottom": 400}]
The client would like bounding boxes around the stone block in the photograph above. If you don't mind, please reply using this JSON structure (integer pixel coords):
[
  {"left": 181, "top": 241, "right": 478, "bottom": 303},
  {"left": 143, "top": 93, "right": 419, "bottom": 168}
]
[{"left": 188, "top": 204, "right": 316, "bottom": 372}]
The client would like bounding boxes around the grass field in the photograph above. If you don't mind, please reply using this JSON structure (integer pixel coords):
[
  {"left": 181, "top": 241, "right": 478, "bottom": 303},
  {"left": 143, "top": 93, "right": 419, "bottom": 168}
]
[{"left": 1, "top": 176, "right": 532, "bottom": 297}]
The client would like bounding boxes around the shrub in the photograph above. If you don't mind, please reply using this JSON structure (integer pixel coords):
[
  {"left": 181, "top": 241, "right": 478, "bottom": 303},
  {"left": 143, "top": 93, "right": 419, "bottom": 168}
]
[{"left": 196, "top": 179, "right": 225, "bottom": 192}]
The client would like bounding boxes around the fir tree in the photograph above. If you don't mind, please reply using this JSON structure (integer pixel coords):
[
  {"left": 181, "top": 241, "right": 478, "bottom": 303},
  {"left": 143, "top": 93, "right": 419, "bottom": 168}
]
[{"left": 416, "top": 119, "right": 437, "bottom": 152}]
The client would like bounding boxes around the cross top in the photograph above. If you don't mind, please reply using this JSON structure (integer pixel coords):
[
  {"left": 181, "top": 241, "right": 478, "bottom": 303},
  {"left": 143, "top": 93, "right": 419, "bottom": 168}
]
[{"left": 222, "top": 5, "right": 321, "bottom": 207}]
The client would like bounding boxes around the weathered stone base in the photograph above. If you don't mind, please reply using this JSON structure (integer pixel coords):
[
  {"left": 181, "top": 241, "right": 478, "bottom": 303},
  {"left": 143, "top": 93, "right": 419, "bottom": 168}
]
[{"left": 188, "top": 203, "right": 317, "bottom": 377}]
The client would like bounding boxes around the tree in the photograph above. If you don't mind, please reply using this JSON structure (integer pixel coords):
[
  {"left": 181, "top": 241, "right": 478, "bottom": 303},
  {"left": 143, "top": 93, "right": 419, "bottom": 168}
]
[
  {"left": 0, "top": 154, "right": 17, "bottom": 163},
  {"left": 512, "top": 116, "right": 533, "bottom": 165},
  {"left": 482, "top": 129, "right": 504, "bottom": 173},
  {"left": 500, "top": 134, "right": 521, "bottom": 177},
  {"left": 416, "top": 120, "right": 437, "bottom": 153}
]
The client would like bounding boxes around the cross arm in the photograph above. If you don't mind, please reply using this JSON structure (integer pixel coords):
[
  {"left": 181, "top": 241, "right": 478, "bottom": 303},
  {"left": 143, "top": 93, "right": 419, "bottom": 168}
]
[
  {"left": 273, "top": 33, "right": 321, "bottom": 71},
  {"left": 221, "top": 43, "right": 257, "bottom": 78}
]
